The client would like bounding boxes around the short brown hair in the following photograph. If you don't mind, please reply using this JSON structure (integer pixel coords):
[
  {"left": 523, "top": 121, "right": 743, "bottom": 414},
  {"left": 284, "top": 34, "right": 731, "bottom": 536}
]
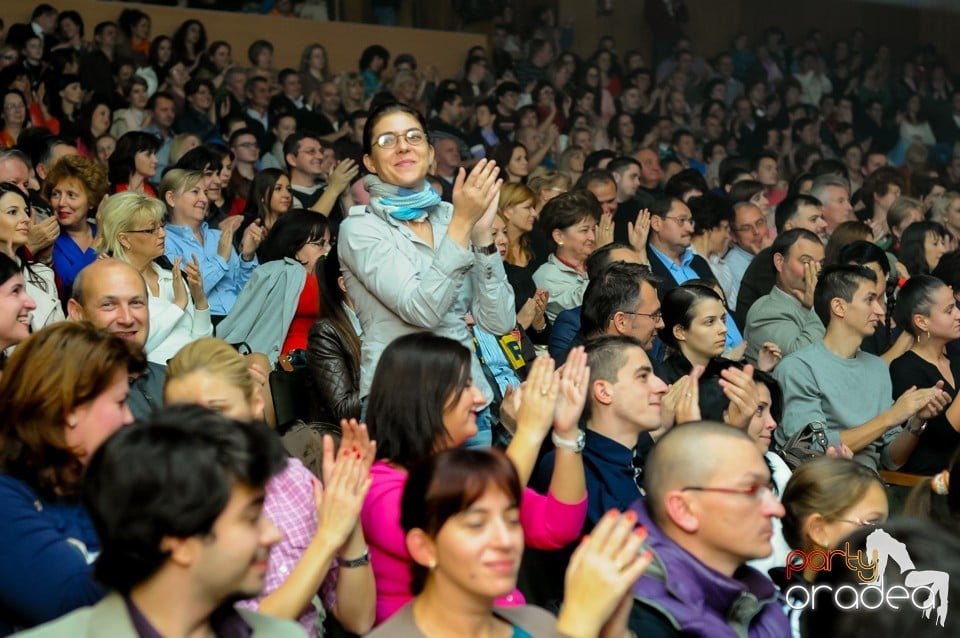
[
  {"left": 42, "top": 155, "right": 109, "bottom": 208},
  {"left": 538, "top": 190, "right": 601, "bottom": 252},
  {"left": 0, "top": 322, "right": 146, "bottom": 499}
]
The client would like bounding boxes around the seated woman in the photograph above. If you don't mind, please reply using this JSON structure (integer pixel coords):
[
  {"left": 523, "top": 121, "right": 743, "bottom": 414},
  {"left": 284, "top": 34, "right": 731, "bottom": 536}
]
[
  {"left": 0, "top": 322, "right": 144, "bottom": 632},
  {"left": 890, "top": 275, "right": 960, "bottom": 475},
  {"left": 361, "top": 333, "right": 588, "bottom": 626},
  {"left": 368, "top": 447, "right": 651, "bottom": 638},
  {"left": 533, "top": 190, "right": 600, "bottom": 322},
  {"left": 777, "top": 457, "right": 888, "bottom": 637},
  {"left": 0, "top": 253, "right": 37, "bottom": 365},
  {"left": 164, "top": 338, "right": 376, "bottom": 636},
  {"left": 107, "top": 130, "right": 160, "bottom": 197},
  {"left": 0, "top": 184, "right": 61, "bottom": 331},
  {"left": 239, "top": 167, "right": 293, "bottom": 240},
  {"left": 899, "top": 220, "right": 949, "bottom": 277},
  {"left": 216, "top": 209, "right": 332, "bottom": 362},
  {"left": 97, "top": 191, "right": 213, "bottom": 365},
  {"left": 307, "top": 247, "right": 362, "bottom": 424},
  {"left": 161, "top": 168, "right": 262, "bottom": 322},
  {"left": 43, "top": 154, "right": 109, "bottom": 293}
]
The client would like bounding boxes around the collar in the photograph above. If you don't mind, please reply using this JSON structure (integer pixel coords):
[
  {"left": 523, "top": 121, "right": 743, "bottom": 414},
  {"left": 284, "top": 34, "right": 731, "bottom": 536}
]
[
  {"left": 584, "top": 428, "right": 636, "bottom": 466},
  {"left": 554, "top": 252, "right": 586, "bottom": 274},
  {"left": 649, "top": 241, "right": 694, "bottom": 269}
]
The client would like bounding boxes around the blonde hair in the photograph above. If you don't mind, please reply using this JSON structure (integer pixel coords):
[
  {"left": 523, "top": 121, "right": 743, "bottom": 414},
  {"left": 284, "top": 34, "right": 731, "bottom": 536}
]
[
  {"left": 931, "top": 191, "right": 960, "bottom": 224},
  {"left": 497, "top": 182, "right": 537, "bottom": 265},
  {"left": 887, "top": 196, "right": 923, "bottom": 235},
  {"left": 165, "top": 337, "right": 257, "bottom": 402},
  {"left": 168, "top": 133, "right": 201, "bottom": 166},
  {"left": 159, "top": 169, "right": 204, "bottom": 220},
  {"left": 528, "top": 168, "right": 571, "bottom": 196},
  {"left": 96, "top": 191, "right": 166, "bottom": 261}
]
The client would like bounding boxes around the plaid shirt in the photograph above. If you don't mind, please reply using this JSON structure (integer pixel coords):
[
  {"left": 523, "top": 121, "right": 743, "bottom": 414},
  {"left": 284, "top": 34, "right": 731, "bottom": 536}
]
[{"left": 237, "top": 457, "right": 337, "bottom": 637}]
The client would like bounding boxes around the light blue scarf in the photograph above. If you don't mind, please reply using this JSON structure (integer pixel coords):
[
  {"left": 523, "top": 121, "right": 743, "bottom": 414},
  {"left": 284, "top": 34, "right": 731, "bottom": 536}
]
[{"left": 364, "top": 174, "right": 441, "bottom": 222}]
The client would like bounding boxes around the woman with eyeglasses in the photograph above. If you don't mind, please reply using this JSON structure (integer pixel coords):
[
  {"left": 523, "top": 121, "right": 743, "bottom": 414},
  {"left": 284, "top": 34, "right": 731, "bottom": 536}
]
[
  {"left": 777, "top": 457, "right": 888, "bottom": 637},
  {"left": 337, "top": 102, "right": 515, "bottom": 443},
  {"left": 96, "top": 191, "right": 212, "bottom": 365},
  {"left": 217, "top": 209, "right": 332, "bottom": 361}
]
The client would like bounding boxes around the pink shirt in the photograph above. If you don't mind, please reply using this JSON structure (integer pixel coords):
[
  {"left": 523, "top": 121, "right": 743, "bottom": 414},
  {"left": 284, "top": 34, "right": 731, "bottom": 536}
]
[
  {"left": 237, "top": 457, "right": 337, "bottom": 637},
  {"left": 361, "top": 460, "right": 587, "bottom": 626}
]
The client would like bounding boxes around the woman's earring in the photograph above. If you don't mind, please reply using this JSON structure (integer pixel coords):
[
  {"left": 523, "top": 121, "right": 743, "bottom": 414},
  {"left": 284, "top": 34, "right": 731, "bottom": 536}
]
[
  {"left": 67, "top": 416, "right": 78, "bottom": 429},
  {"left": 428, "top": 559, "right": 437, "bottom": 570}
]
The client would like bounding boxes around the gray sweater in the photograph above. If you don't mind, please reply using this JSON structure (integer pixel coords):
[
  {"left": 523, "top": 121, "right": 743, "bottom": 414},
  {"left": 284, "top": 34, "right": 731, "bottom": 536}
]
[{"left": 773, "top": 341, "right": 896, "bottom": 470}]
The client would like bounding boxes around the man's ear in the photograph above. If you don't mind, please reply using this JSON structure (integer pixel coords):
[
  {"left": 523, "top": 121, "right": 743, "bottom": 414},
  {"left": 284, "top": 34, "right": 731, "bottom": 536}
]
[
  {"left": 773, "top": 251, "right": 786, "bottom": 274},
  {"left": 664, "top": 490, "right": 701, "bottom": 533},
  {"left": 160, "top": 536, "right": 200, "bottom": 568},
  {"left": 66, "top": 298, "right": 84, "bottom": 321}
]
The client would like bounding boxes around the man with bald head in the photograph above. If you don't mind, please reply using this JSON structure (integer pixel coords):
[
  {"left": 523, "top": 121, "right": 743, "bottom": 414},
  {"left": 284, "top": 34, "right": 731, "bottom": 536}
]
[
  {"left": 627, "top": 423, "right": 790, "bottom": 637},
  {"left": 67, "top": 259, "right": 165, "bottom": 419}
]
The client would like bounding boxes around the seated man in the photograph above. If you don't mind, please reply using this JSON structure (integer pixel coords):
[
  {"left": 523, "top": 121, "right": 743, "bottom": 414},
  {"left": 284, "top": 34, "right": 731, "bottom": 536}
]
[
  {"left": 744, "top": 228, "right": 825, "bottom": 363},
  {"left": 723, "top": 201, "right": 767, "bottom": 310},
  {"left": 773, "top": 265, "right": 948, "bottom": 470},
  {"left": 646, "top": 197, "right": 716, "bottom": 297},
  {"left": 526, "top": 335, "right": 668, "bottom": 611},
  {"left": 735, "top": 194, "right": 827, "bottom": 324},
  {"left": 580, "top": 264, "right": 663, "bottom": 350},
  {"left": 67, "top": 259, "right": 165, "bottom": 419},
  {"left": 628, "top": 423, "right": 790, "bottom": 637},
  {"left": 19, "top": 404, "right": 302, "bottom": 637}
]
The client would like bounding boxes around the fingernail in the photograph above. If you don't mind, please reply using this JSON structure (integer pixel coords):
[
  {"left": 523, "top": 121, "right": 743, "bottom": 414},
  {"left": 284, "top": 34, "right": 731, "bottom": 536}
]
[
  {"left": 635, "top": 525, "right": 646, "bottom": 536},
  {"left": 606, "top": 509, "right": 619, "bottom": 518},
  {"left": 624, "top": 511, "right": 636, "bottom": 522}
]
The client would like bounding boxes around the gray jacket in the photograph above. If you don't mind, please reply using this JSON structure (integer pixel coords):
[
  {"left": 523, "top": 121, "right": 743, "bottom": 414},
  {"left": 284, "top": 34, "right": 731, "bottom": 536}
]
[{"left": 338, "top": 203, "right": 516, "bottom": 400}]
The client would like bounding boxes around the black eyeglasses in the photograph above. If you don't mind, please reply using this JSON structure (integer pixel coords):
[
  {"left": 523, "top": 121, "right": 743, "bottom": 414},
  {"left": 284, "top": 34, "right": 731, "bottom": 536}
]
[
  {"left": 125, "top": 224, "right": 165, "bottom": 235},
  {"left": 682, "top": 482, "right": 776, "bottom": 502}
]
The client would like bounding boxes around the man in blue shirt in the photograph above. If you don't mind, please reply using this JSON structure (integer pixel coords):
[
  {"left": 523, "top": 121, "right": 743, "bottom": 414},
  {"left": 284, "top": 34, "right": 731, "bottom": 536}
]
[{"left": 645, "top": 196, "right": 716, "bottom": 297}]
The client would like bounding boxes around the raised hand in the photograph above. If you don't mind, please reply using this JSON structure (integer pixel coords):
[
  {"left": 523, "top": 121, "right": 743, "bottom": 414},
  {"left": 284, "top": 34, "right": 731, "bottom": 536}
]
[
  {"left": 240, "top": 219, "right": 265, "bottom": 261},
  {"left": 513, "top": 355, "right": 558, "bottom": 445},
  {"left": 470, "top": 174, "right": 503, "bottom": 247},
  {"left": 719, "top": 364, "right": 758, "bottom": 428},
  {"left": 314, "top": 434, "right": 373, "bottom": 549},
  {"left": 452, "top": 158, "right": 501, "bottom": 230},
  {"left": 628, "top": 208, "right": 651, "bottom": 253},
  {"left": 660, "top": 365, "right": 704, "bottom": 429},
  {"left": 596, "top": 211, "right": 615, "bottom": 248},
  {"left": 328, "top": 158, "right": 360, "bottom": 195},
  {"left": 185, "top": 254, "right": 208, "bottom": 310},
  {"left": 756, "top": 341, "right": 782, "bottom": 372},
  {"left": 27, "top": 215, "right": 59, "bottom": 256},
  {"left": 554, "top": 346, "right": 590, "bottom": 438},
  {"left": 171, "top": 256, "right": 188, "bottom": 309}
]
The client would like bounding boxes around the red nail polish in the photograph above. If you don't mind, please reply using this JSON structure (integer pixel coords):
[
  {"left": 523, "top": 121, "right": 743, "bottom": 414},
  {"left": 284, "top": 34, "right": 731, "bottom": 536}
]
[
  {"left": 606, "top": 509, "right": 618, "bottom": 518},
  {"left": 624, "top": 511, "right": 637, "bottom": 522}
]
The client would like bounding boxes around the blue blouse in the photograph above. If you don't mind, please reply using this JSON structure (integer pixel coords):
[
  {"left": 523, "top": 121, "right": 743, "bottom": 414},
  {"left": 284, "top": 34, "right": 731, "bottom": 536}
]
[{"left": 52, "top": 222, "right": 97, "bottom": 292}]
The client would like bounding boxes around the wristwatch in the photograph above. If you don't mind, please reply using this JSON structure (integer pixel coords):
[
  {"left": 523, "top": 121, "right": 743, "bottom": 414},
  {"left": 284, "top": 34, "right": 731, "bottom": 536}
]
[
  {"left": 906, "top": 420, "right": 926, "bottom": 437},
  {"left": 471, "top": 243, "right": 498, "bottom": 255},
  {"left": 336, "top": 547, "right": 371, "bottom": 568},
  {"left": 552, "top": 429, "right": 586, "bottom": 453}
]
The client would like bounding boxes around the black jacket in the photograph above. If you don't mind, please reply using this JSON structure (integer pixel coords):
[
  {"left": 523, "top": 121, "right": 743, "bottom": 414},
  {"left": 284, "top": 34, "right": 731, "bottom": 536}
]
[{"left": 306, "top": 318, "right": 361, "bottom": 425}]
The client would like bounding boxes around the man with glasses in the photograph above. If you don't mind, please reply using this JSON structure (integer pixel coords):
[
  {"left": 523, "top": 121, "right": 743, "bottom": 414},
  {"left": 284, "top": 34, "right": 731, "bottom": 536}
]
[
  {"left": 646, "top": 196, "right": 716, "bottom": 297},
  {"left": 627, "top": 423, "right": 791, "bottom": 637},
  {"left": 723, "top": 201, "right": 767, "bottom": 309},
  {"left": 283, "top": 131, "right": 357, "bottom": 224}
]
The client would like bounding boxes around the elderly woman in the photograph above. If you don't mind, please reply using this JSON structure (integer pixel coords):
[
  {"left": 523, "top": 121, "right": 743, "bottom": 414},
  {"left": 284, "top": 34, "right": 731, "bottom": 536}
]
[
  {"left": 96, "top": 191, "right": 212, "bottom": 365},
  {"left": 532, "top": 190, "right": 600, "bottom": 322},
  {"left": 337, "top": 102, "right": 514, "bottom": 445}
]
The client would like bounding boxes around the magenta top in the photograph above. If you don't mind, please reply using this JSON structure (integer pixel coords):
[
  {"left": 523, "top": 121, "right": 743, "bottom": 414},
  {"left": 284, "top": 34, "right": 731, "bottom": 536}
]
[{"left": 361, "top": 459, "right": 587, "bottom": 626}]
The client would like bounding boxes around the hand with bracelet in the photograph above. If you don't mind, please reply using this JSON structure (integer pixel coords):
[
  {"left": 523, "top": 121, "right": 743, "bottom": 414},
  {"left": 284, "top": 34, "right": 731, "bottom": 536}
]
[
  {"left": 552, "top": 346, "right": 590, "bottom": 452},
  {"left": 505, "top": 354, "right": 559, "bottom": 486}
]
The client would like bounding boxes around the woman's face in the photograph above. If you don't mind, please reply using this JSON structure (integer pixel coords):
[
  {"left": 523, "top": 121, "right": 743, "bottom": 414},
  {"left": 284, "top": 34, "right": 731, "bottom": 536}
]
[
  {"left": 3, "top": 93, "right": 26, "bottom": 127},
  {"left": 576, "top": 92, "right": 595, "bottom": 113},
  {"left": 919, "top": 284, "right": 960, "bottom": 342},
  {"left": 750, "top": 190, "right": 771, "bottom": 215},
  {"left": 814, "top": 482, "right": 888, "bottom": 551},
  {"left": 424, "top": 485, "right": 524, "bottom": 600},
  {"left": 60, "top": 17, "right": 79, "bottom": 40},
  {"left": 618, "top": 114, "right": 635, "bottom": 139},
  {"left": 164, "top": 370, "right": 262, "bottom": 422},
  {"left": 50, "top": 178, "right": 91, "bottom": 229},
  {"left": 362, "top": 112, "right": 433, "bottom": 189},
  {"left": 491, "top": 215, "right": 509, "bottom": 260},
  {"left": 844, "top": 146, "right": 862, "bottom": 170},
  {"left": 168, "top": 63, "right": 189, "bottom": 87},
  {"left": 130, "top": 83, "right": 149, "bottom": 109},
  {"left": 310, "top": 47, "right": 326, "bottom": 70},
  {"left": 157, "top": 39, "right": 172, "bottom": 64},
  {"left": 537, "top": 85, "right": 555, "bottom": 107},
  {"left": 134, "top": 17, "right": 151, "bottom": 40},
  {"left": 168, "top": 182, "right": 208, "bottom": 225},
  {"left": 745, "top": 383, "right": 776, "bottom": 454},
  {"left": 256, "top": 48, "right": 273, "bottom": 70},
  {"left": 584, "top": 67, "right": 600, "bottom": 86},
  {"left": 924, "top": 232, "right": 948, "bottom": 271},
  {"left": 348, "top": 77, "right": 364, "bottom": 102},
  {"left": 66, "top": 366, "right": 134, "bottom": 465},
  {"left": 134, "top": 148, "right": 158, "bottom": 178},
  {"left": 0, "top": 191, "right": 32, "bottom": 248},
  {"left": 212, "top": 45, "right": 232, "bottom": 71},
  {"left": 507, "top": 147, "right": 529, "bottom": 179},
  {"left": 97, "top": 135, "right": 117, "bottom": 168},
  {"left": 294, "top": 228, "right": 333, "bottom": 273},
  {"left": 90, "top": 104, "right": 111, "bottom": 137},
  {"left": 502, "top": 198, "right": 536, "bottom": 233},
  {"left": 268, "top": 175, "right": 293, "bottom": 214},
  {"left": 122, "top": 217, "right": 166, "bottom": 261},
  {"left": 518, "top": 109, "right": 537, "bottom": 129},
  {"left": 554, "top": 216, "right": 597, "bottom": 264},
  {"left": 907, "top": 95, "right": 921, "bottom": 115},
  {"left": 676, "top": 298, "right": 728, "bottom": 360},
  {"left": 186, "top": 23, "right": 201, "bottom": 44},
  {"left": 219, "top": 155, "right": 234, "bottom": 185},
  {"left": 440, "top": 376, "right": 485, "bottom": 446},
  {"left": 0, "top": 273, "right": 35, "bottom": 349}
]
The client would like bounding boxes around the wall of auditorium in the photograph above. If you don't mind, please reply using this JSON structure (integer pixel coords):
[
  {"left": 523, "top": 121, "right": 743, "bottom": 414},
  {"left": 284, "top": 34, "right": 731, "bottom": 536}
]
[
  {"left": 7, "top": 0, "right": 486, "bottom": 78},
  {"left": 556, "top": 0, "right": 960, "bottom": 67}
]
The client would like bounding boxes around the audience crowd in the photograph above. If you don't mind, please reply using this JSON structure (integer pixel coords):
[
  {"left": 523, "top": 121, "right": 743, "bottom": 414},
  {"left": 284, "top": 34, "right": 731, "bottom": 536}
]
[{"left": 4, "top": 1, "right": 960, "bottom": 636}]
